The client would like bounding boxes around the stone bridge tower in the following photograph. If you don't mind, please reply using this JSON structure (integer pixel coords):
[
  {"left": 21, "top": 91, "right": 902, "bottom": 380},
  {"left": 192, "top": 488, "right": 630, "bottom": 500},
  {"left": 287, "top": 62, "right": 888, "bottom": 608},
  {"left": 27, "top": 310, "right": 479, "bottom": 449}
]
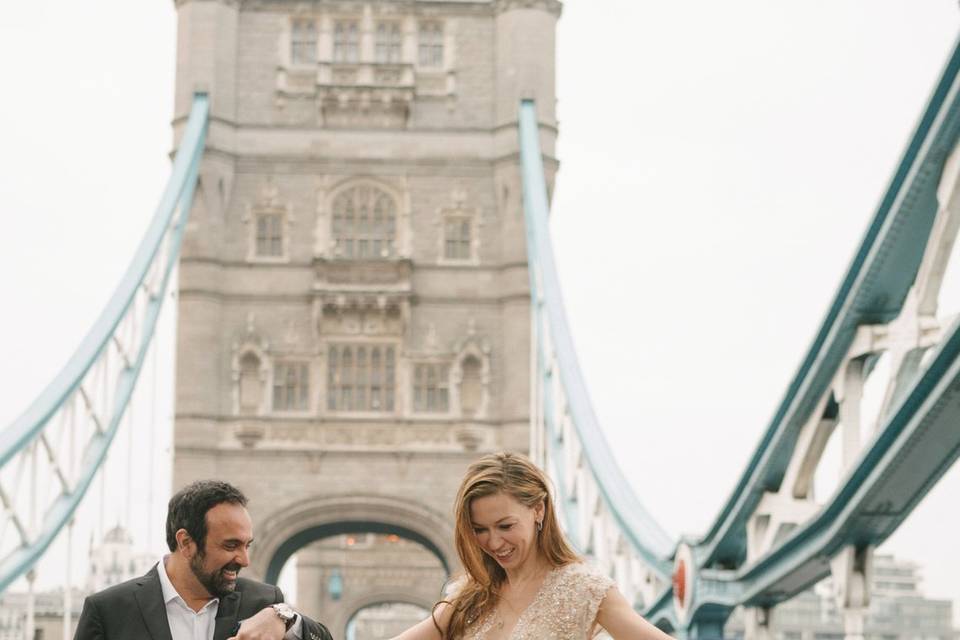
[{"left": 171, "top": 0, "right": 559, "bottom": 634}]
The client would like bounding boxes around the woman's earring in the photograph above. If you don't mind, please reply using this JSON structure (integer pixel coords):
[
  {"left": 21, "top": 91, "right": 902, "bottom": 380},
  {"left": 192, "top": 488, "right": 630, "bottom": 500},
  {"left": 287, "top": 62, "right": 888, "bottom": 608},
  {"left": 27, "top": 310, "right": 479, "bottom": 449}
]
[{"left": 537, "top": 520, "right": 543, "bottom": 532}]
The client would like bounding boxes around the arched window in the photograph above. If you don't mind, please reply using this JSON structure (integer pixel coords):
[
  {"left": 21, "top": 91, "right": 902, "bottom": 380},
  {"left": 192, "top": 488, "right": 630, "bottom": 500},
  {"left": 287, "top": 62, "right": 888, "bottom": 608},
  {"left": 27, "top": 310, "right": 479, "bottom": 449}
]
[
  {"left": 459, "top": 356, "right": 482, "bottom": 417},
  {"left": 239, "top": 352, "right": 263, "bottom": 415},
  {"left": 332, "top": 186, "right": 397, "bottom": 259}
]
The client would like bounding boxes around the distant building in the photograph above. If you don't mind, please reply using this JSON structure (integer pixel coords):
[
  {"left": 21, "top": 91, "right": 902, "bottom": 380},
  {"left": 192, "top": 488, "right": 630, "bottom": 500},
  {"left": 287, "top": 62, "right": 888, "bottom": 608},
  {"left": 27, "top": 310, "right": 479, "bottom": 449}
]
[
  {"left": 348, "top": 602, "right": 428, "bottom": 640},
  {"left": 87, "top": 524, "right": 155, "bottom": 593},
  {"left": 0, "top": 526, "right": 153, "bottom": 640},
  {"left": 295, "top": 532, "right": 445, "bottom": 639},
  {"left": 725, "top": 554, "right": 957, "bottom": 640},
  {"left": 0, "top": 588, "right": 84, "bottom": 640}
]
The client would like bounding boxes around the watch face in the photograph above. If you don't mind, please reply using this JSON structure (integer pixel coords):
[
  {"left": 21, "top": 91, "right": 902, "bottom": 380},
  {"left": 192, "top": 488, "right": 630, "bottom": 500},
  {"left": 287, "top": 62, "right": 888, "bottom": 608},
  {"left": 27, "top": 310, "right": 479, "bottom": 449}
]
[{"left": 274, "top": 603, "right": 295, "bottom": 620}]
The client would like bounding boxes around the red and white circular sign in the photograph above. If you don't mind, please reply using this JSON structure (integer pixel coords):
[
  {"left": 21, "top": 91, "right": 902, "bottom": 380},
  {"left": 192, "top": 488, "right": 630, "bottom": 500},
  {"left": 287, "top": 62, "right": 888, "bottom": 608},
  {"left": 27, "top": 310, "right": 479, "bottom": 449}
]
[{"left": 672, "top": 543, "right": 695, "bottom": 625}]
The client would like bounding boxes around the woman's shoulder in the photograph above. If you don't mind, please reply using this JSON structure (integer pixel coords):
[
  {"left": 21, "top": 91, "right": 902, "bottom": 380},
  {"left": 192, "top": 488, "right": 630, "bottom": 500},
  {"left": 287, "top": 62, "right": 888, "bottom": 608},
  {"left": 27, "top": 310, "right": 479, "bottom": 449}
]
[
  {"left": 536, "top": 562, "right": 616, "bottom": 632},
  {"left": 552, "top": 561, "right": 616, "bottom": 593},
  {"left": 554, "top": 560, "right": 609, "bottom": 577}
]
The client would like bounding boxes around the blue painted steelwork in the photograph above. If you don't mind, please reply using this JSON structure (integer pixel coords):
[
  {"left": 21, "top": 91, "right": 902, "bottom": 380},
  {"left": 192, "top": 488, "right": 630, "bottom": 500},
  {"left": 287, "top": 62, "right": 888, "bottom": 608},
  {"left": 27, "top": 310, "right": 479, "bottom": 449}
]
[
  {"left": 519, "top": 100, "right": 674, "bottom": 577},
  {"left": 0, "top": 94, "right": 209, "bottom": 593},
  {"left": 520, "top": 32, "right": 960, "bottom": 627},
  {"left": 734, "top": 313, "right": 960, "bottom": 604},
  {"left": 540, "top": 352, "right": 580, "bottom": 539},
  {"left": 644, "top": 313, "right": 960, "bottom": 623},
  {"left": 696, "top": 34, "right": 960, "bottom": 571},
  {"left": 642, "top": 34, "right": 960, "bottom": 630}
]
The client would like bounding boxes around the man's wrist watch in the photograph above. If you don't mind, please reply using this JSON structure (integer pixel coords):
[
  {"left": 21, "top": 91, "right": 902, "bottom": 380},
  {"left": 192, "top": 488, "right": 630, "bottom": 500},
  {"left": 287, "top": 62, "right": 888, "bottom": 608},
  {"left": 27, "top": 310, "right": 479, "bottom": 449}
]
[{"left": 271, "top": 603, "right": 297, "bottom": 631}]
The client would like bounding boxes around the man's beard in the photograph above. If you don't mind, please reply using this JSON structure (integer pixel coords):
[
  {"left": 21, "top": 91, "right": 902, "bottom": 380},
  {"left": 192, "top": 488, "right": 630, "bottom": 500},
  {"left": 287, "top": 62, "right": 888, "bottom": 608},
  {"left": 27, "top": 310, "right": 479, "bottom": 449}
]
[{"left": 190, "top": 551, "right": 241, "bottom": 598}]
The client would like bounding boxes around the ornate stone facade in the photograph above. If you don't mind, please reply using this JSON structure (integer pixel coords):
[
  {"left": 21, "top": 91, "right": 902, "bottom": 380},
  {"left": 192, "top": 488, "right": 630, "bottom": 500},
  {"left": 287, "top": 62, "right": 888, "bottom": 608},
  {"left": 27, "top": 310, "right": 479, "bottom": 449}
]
[{"left": 172, "top": 0, "right": 558, "bottom": 634}]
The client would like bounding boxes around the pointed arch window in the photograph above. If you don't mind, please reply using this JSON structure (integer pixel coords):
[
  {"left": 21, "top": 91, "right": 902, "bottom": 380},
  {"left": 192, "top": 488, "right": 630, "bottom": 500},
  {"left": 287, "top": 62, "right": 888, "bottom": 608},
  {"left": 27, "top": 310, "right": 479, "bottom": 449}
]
[
  {"left": 239, "top": 353, "right": 263, "bottom": 415},
  {"left": 459, "top": 355, "right": 482, "bottom": 417},
  {"left": 331, "top": 186, "right": 397, "bottom": 259}
]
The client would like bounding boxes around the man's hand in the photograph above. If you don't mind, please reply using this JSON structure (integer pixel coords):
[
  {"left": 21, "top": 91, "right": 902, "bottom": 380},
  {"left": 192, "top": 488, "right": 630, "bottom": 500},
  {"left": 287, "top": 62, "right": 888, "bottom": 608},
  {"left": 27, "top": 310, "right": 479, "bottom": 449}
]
[{"left": 227, "top": 606, "right": 286, "bottom": 640}]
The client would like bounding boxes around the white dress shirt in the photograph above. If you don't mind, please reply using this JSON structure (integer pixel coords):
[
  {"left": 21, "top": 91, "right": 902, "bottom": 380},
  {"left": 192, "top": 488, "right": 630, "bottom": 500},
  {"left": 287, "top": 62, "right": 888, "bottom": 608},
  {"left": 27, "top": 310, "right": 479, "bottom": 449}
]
[{"left": 157, "top": 557, "right": 303, "bottom": 640}]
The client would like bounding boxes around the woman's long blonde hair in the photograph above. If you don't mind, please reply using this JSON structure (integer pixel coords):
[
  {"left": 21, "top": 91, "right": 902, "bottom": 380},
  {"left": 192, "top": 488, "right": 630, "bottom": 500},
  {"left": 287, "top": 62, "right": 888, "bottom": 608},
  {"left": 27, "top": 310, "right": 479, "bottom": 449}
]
[{"left": 437, "top": 452, "right": 579, "bottom": 639}]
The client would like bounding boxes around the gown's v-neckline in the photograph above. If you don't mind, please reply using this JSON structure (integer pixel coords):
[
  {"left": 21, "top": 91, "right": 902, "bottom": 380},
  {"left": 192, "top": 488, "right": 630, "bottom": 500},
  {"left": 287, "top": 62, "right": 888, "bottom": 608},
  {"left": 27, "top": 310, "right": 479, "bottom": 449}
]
[{"left": 486, "top": 566, "right": 560, "bottom": 640}]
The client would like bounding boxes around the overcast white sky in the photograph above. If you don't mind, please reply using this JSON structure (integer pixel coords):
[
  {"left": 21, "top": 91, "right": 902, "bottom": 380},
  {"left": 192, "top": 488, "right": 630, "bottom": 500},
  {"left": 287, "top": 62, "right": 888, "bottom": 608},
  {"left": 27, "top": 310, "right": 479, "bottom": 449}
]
[{"left": 0, "top": 0, "right": 958, "bottom": 623}]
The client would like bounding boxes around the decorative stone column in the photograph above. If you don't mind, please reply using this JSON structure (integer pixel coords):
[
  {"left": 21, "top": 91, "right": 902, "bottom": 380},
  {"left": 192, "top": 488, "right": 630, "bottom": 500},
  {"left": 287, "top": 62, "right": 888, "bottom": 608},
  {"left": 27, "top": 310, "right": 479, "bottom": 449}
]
[
  {"left": 743, "top": 606, "right": 774, "bottom": 640},
  {"left": 831, "top": 545, "right": 873, "bottom": 640}
]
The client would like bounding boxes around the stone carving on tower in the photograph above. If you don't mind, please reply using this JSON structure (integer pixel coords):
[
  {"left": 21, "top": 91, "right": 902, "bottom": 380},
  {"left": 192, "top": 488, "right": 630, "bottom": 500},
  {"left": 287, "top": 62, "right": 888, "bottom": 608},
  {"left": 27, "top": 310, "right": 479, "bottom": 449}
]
[
  {"left": 275, "top": 4, "right": 458, "bottom": 128},
  {"left": 231, "top": 313, "right": 271, "bottom": 419}
]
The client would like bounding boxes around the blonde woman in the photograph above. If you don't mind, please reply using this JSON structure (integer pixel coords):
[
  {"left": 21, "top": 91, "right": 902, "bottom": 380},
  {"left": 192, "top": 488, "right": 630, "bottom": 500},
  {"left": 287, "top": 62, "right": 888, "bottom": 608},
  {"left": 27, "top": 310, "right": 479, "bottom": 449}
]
[{"left": 391, "top": 452, "right": 675, "bottom": 639}]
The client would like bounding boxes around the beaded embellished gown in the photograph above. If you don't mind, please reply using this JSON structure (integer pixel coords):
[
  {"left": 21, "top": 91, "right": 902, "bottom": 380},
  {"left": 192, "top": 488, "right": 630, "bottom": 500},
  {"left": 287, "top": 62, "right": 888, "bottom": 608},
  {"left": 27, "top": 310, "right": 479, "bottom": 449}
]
[{"left": 462, "top": 563, "right": 615, "bottom": 640}]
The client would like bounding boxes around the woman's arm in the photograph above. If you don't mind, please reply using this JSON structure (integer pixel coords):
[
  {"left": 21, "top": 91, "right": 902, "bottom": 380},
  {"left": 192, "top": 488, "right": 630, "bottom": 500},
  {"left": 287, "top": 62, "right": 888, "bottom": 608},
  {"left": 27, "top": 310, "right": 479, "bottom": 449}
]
[
  {"left": 389, "top": 601, "right": 452, "bottom": 640},
  {"left": 596, "top": 587, "right": 675, "bottom": 640}
]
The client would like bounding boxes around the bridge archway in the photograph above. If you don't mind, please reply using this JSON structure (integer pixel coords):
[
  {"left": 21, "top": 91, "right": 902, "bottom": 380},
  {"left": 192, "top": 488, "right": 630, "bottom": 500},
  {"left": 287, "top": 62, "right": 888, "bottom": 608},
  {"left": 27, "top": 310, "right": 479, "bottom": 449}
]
[
  {"left": 251, "top": 494, "right": 457, "bottom": 584},
  {"left": 652, "top": 613, "right": 677, "bottom": 635},
  {"left": 341, "top": 592, "right": 435, "bottom": 640}
]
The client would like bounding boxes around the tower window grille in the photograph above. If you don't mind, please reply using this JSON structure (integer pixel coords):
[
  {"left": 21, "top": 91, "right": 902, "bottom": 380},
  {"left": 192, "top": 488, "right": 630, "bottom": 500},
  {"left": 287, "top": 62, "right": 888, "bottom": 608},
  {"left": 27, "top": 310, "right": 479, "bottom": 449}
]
[
  {"left": 444, "top": 217, "right": 472, "bottom": 261},
  {"left": 256, "top": 212, "right": 283, "bottom": 257},
  {"left": 273, "top": 362, "right": 310, "bottom": 411},
  {"left": 418, "top": 22, "right": 443, "bottom": 68},
  {"left": 375, "top": 22, "right": 402, "bottom": 63},
  {"left": 332, "top": 186, "right": 397, "bottom": 259},
  {"left": 291, "top": 20, "right": 317, "bottom": 65},
  {"left": 334, "top": 20, "right": 360, "bottom": 63},
  {"left": 413, "top": 363, "right": 450, "bottom": 412},
  {"left": 328, "top": 344, "right": 396, "bottom": 412}
]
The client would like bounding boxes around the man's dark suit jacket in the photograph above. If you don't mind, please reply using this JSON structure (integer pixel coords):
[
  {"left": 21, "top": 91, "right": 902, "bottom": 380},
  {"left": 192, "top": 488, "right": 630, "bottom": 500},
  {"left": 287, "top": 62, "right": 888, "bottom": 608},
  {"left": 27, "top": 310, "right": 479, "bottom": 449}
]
[{"left": 74, "top": 565, "right": 332, "bottom": 640}]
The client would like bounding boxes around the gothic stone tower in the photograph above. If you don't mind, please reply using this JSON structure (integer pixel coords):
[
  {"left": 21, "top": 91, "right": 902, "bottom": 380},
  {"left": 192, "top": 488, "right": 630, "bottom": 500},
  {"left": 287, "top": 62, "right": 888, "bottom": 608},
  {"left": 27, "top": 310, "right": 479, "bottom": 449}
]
[{"left": 171, "top": 0, "right": 559, "bottom": 633}]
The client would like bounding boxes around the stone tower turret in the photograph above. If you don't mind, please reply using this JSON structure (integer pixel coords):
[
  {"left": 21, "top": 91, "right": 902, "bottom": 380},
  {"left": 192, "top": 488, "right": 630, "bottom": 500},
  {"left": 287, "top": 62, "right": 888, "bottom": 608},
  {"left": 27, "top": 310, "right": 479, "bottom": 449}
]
[
  {"left": 173, "top": 0, "right": 239, "bottom": 123},
  {"left": 494, "top": 0, "right": 561, "bottom": 126}
]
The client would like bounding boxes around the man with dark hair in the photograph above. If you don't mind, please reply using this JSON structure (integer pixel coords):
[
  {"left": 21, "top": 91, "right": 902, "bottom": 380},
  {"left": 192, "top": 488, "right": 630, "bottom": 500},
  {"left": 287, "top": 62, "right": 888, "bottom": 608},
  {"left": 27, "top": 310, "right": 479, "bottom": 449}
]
[{"left": 75, "top": 480, "right": 332, "bottom": 640}]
